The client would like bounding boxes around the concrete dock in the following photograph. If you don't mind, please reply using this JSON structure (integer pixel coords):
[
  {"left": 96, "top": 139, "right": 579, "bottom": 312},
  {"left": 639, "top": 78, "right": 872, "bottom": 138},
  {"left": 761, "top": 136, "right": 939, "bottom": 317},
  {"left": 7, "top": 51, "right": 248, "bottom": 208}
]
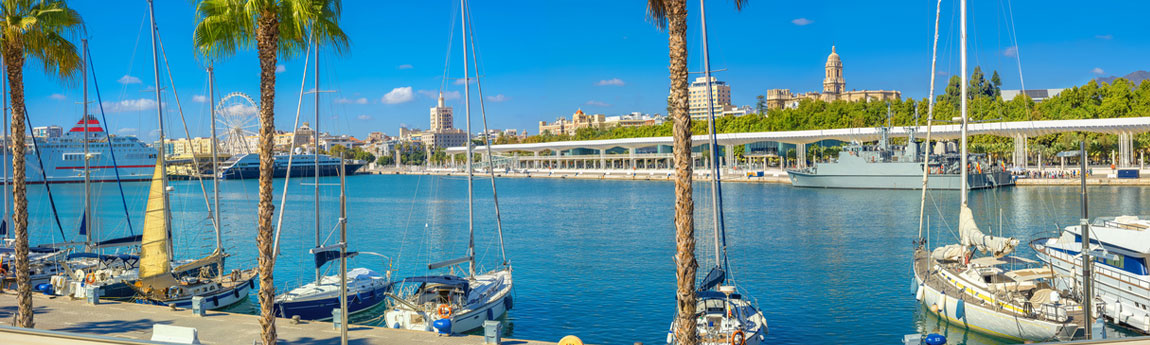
[{"left": 0, "top": 291, "right": 554, "bottom": 345}]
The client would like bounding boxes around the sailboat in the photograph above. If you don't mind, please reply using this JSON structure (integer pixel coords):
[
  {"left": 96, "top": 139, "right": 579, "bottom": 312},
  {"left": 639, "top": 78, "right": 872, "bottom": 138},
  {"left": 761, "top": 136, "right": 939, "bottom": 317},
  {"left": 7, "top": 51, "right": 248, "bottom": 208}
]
[
  {"left": 666, "top": 1, "right": 766, "bottom": 344},
  {"left": 912, "top": 0, "right": 1081, "bottom": 341},
  {"left": 383, "top": 0, "right": 513, "bottom": 334},
  {"left": 273, "top": 39, "right": 390, "bottom": 321},
  {"left": 127, "top": 0, "right": 256, "bottom": 310}
]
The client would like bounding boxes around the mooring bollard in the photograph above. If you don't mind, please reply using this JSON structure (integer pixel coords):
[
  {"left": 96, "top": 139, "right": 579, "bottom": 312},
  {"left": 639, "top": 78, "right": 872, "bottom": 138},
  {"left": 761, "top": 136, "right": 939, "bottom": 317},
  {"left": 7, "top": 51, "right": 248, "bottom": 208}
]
[
  {"left": 84, "top": 286, "right": 99, "bottom": 305},
  {"left": 191, "top": 296, "right": 205, "bottom": 316},
  {"left": 332, "top": 308, "right": 342, "bottom": 330},
  {"left": 483, "top": 320, "right": 502, "bottom": 344}
]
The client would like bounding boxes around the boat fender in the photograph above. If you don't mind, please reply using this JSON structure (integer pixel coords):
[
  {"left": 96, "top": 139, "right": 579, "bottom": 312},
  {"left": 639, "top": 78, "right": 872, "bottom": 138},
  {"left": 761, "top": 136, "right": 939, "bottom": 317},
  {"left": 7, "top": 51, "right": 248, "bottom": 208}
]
[
  {"left": 915, "top": 285, "right": 924, "bottom": 302},
  {"left": 923, "top": 333, "right": 946, "bottom": 345},
  {"left": 956, "top": 299, "right": 965, "bottom": 319},
  {"left": 431, "top": 318, "right": 452, "bottom": 335},
  {"left": 504, "top": 295, "right": 513, "bottom": 311},
  {"left": 487, "top": 308, "right": 493, "bottom": 320},
  {"left": 730, "top": 330, "right": 746, "bottom": 345},
  {"left": 234, "top": 288, "right": 241, "bottom": 298}
]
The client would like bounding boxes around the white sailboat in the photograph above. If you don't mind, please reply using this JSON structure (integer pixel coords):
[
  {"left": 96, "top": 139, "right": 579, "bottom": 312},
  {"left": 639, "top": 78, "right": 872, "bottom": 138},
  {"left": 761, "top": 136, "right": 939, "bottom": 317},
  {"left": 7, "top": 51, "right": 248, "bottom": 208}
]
[
  {"left": 912, "top": 0, "right": 1081, "bottom": 341},
  {"left": 383, "top": 0, "right": 513, "bottom": 334},
  {"left": 127, "top": 0, "right": 256, "bottom": 310},
  {"left": 666, "top": 1, "right": 766, "bottom": 344},
  {"left": 273, "top": 38, "right": 390, "bottom": 321}
]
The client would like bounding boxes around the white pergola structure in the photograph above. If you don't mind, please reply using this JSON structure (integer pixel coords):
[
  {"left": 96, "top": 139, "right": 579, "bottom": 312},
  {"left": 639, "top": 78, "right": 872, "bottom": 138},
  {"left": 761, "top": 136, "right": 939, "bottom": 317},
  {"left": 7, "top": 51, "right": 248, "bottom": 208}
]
[{"left": 447, "top": 117, "right": 1150, "bottom": 171}]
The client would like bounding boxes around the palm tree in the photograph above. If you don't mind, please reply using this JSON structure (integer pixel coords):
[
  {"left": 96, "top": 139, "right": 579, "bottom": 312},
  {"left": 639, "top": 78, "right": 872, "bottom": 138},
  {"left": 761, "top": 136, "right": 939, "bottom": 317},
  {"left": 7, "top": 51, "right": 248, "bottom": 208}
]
[
  {"left": 645, "top": 1, "right": 744, "bottom": 344},
  {"left": 193, "top": 1, "right": 346, "bottom": 343},
  {"left": 0, "top": 0, "right": 82, "bottom": 328}
]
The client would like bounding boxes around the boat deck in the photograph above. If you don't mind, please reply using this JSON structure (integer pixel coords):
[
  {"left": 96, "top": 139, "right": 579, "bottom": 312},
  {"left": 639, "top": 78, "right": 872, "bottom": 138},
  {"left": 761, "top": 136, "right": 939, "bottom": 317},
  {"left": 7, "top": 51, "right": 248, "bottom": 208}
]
[
  {"left": 0, "top": 291, "right": 554, "bottom": 344},
  {"left": 914, "top": 248, "right": 1086, "bottom": 324}
]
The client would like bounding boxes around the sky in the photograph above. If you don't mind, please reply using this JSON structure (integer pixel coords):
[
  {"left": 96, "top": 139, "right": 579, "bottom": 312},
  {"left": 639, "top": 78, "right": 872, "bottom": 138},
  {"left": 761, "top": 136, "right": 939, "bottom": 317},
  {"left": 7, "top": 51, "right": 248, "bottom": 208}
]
[{"left": 19, "top": 0, "right": 1150, "bottom": 141}]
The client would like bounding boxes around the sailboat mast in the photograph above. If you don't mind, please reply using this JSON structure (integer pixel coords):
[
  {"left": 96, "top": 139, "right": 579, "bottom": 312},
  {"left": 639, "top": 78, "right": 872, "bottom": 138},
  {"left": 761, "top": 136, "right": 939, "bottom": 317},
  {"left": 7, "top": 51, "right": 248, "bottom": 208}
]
[
  {"left": 147, "top": 0, "right": 172, "bottom": 259},
  {"left": 959, "top": 0, "right": 968, "bottom": 205},
  {"left": 82, "top": 38, "right": 92, "bottom": 249},
  {"left": 1, "top": 55, "right": 6, "bottom": 240},
  {"left": 208, "top": 65, "right": 222, "bottom": 253},
  {"left": 698, "top": 0, "right": 727, "bottom": 271},
  {"left": 917, "top": 0, "right": 943, "bottom": 241},
  {"left": 338, "top": 157, "right": 348, "bottom": 345},
  {"left": 462, "top": 0, "right": 475, "bottom": 278},
  {"left": 314, "top": 36, "right": 322, "bottom": 286},
  {"left": 1080, "top": 140, "right": 1093, "bottom": 338}
]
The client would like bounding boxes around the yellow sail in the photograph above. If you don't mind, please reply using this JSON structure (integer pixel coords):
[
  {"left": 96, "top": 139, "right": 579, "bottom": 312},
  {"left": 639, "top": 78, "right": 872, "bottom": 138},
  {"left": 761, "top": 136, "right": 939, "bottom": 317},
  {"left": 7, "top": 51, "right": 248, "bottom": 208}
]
[{"left": 138, "top": 158, "right": 177, "bottom": 288}]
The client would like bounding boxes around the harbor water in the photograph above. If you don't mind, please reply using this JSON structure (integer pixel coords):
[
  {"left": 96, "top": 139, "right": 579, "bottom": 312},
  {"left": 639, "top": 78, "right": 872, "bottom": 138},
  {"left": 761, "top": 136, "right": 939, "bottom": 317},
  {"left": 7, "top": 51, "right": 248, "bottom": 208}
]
[{"left": 16, "top": 174, "right": 1149, "bottom": 344}]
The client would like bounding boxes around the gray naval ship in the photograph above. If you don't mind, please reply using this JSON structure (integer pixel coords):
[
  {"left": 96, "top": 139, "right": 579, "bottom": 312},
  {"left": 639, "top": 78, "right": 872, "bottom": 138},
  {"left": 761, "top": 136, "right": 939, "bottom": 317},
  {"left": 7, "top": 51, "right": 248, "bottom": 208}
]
[{"left": 788, "top": 124, "right": 1013, "bottom": 190}]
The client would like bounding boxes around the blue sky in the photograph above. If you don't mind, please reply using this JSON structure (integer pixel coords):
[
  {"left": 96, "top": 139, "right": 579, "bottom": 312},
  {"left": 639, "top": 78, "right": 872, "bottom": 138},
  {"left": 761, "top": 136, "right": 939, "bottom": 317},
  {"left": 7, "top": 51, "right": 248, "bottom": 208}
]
[{"left": 19, "top": 0, "right": 1150, "bottom": 141}]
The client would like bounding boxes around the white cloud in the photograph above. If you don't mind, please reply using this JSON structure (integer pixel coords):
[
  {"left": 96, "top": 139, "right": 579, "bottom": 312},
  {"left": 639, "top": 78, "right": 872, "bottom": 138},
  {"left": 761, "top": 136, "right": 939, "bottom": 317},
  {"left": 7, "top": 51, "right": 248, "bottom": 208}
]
[
  {"left": 1003, "top": 46, "right": 1018, "bottom": 57},
  {"left": 117, "top": 75, "right": 142, "bottom": 84},
  {"left": 148, "top": 129, "right": 162, "bottom": 138},
  {"left": 356, "top": 114, "right": 372, "bottom": 120},
  {"left": 486, "top": 94, "right": 507, "bottom": 102},
  {"left": 453, "top": 78, "right": 476, "bottom": 85},
  {"left": 335, "top": 97, "right": 368, "bottom": 104},
  {"left": 397, "top": 64, "right": 413, "bottom": 70},
  {"left": 381, "top": 87, "right": 414, "bottom": 104},
  {"left": 1092, "top": 67, "right": 1105, "bottom": 75},
  {"left": 417, "top": 90, "right": 460, "bottom": 100},
  {"left": 275, "top": 64, "right": 286, "bottom": 73},
  {"left": 192, "top": 95, "right": 208, "bottom": 103},
  {"left": 596, "top": 78, "right": 625, "bottom": 86},
  {"left": 1096, "top": 34, "right": 1113, "bottom": 40},
  {"left": 103, "top": 98, "right": 160, "bottom": 112},
  {"left": 117, "top": 128, "right": 137, "bottom": 135},
  {"left": 585, "top": 100, "right": 610, "bottom": 107},
  {"left": 49, "top": 93, "right": 66, "bottom": 100},
  {"left": 791, "top": 18, "right": 813, "bottom": 26}
]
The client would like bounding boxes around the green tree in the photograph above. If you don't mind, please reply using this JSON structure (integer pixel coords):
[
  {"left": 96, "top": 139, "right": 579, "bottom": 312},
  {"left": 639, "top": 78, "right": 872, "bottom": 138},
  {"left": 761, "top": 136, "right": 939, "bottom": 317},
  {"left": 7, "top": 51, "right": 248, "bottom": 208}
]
[
  {"left": 193, "top": 1, "right": 348, "bottom": 343},
  {"left": 1, "top": 0, "right": 83, "bottom": 328},
  {"left": 376, "top": 155, "right": 393, "bottom": 166},
  {"left": 755, "top": 94, "right": 766, "bottom": 115},
  {"left": 990, "top": 70, "right": 1002, "bottom": 99}
]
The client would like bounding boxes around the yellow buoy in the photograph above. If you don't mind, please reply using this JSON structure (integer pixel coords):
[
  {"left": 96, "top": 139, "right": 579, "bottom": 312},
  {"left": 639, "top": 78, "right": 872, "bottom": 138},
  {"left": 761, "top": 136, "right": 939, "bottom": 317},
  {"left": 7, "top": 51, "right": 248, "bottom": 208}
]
[{"left": 559, "top": 335, "right": 584, "bottom": 345}]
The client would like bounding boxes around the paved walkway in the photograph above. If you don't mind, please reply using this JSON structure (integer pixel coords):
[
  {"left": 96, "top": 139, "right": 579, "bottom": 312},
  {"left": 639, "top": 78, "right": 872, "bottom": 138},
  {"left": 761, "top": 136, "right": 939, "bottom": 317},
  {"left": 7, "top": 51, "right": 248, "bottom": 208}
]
[{"left": 0, "top": 292, "right": 554, "bottom": 345}]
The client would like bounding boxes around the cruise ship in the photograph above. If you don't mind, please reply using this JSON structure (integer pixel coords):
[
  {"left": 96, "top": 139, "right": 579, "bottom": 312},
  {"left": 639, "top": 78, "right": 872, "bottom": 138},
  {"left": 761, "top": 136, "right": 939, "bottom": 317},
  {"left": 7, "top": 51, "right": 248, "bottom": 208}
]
[
  {"left": 2, "top": 115, "right": 156, "bottom": 184},
  {"left": 217, "top": 153, "right": 364, "bottom": 179}
]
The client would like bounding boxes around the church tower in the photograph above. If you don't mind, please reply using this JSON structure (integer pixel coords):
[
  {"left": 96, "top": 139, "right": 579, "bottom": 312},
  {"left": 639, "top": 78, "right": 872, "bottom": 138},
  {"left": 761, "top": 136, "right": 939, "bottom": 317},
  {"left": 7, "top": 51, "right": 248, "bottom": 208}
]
[{"left": 823, "top": 46, "right": 845, "bottom": 95}]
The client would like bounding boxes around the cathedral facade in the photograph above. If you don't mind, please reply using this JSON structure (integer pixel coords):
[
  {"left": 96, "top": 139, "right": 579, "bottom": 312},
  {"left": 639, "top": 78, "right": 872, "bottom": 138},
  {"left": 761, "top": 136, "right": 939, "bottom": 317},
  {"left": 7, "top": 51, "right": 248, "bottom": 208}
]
[{"left": 766, "top": 46, "right": 900, "bottom": 110}]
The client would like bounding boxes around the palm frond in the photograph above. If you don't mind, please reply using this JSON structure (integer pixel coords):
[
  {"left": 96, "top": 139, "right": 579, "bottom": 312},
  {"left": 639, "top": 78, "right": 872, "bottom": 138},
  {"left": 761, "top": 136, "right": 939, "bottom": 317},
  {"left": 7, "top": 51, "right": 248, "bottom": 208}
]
[
  {"left": 193, "top": 0, "right": 256, "bottom": 60},
  {"left": 646, "top": 0, "right": 668, "bottom": 31},
  {"left": 0, "top": 0, "right": 82, "bottom": 83}
]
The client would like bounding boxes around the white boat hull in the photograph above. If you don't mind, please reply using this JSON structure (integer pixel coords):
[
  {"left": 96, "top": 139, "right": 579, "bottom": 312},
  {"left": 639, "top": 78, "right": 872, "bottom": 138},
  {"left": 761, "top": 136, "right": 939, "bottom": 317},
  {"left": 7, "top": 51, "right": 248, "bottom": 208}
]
[
  {"left": 914, "top": 269, "right": 1076, "bottom": 342},
  {"left": 1036, "top": 242, "right": 1150, "bottom": 333}
]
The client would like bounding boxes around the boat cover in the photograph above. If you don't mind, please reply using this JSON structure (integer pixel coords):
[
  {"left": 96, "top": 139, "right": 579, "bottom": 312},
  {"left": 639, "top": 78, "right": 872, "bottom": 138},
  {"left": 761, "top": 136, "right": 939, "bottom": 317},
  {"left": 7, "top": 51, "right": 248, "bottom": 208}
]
[
  {"left": 959, "top": 204, "right": 1018, "bottom": 258},
  {"left": 697, "top": 266, "right": 726, "bottom": 292},
  {"left": 396, "top": 275, "right": 470, "bottom": 293}
]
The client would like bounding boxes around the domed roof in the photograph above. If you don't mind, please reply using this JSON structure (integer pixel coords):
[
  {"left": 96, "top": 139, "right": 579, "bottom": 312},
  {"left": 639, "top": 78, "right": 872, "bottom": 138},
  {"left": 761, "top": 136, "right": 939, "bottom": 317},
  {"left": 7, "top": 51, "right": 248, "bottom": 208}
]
[{"left": 826, "top": 46, "right": 841, "bottom": 66}]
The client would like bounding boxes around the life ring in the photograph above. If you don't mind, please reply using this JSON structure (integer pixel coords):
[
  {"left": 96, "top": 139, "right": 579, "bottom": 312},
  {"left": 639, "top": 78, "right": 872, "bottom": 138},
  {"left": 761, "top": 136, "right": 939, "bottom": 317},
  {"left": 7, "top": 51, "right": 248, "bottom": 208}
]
[
  {"left": 167, "top": 286, "right": 182, "bottom": 299},
  {"left": 730, "top": 330, "right": 746, "bottom": 345},
  {"left": 437, "top": 304, "right": 453, "bottom": 319},
  {"left": 85, "top": 272, "right": 96, "bottom": 285}
]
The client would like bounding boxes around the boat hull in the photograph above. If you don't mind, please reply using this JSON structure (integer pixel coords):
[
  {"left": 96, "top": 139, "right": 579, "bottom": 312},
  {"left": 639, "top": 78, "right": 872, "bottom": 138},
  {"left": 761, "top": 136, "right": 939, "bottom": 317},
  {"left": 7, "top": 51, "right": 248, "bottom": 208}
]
[
  {"left": 789, "top": 170, "right": 1012, "bottom": 190},
  {"left": 913, "top": 251, "right": 1077, "bottom": 341},
  {"left": 1035, "top": 240, "right": 1150, "bottom": 333},
  {"left": 275, "top": 284, "right": 389, "bottom": 320},
  {"left": 135, "top": 277, "right": 255, "bottom": 310},
  {"left": 219, "top": 162, "right": 363, "bottom": 180}
]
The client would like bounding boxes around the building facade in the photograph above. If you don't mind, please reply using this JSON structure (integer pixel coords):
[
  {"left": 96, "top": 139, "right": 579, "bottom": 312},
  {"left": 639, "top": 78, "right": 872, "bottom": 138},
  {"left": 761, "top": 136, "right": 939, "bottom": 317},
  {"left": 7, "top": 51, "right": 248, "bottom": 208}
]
[
  {"left": 538, "top": 109, "right": 607, "bottom": 136},
  {"left": 33, "top": 125, "right": 63, "bottom": 138},
  {"left": 688, "top": 76, "right": 733, "bottom": 120},
  {"left": 767, "top": 46, "right": 901, "bottom": 110}
]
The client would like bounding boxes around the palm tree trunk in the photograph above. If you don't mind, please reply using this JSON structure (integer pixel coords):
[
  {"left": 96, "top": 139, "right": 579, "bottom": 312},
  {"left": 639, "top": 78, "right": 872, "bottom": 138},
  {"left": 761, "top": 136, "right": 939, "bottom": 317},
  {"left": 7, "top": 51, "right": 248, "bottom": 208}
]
[
  {"left": 667, "top": 1, "right": 696, "bottom": 344},
  {"left": 255, "top": 11, "right": 279, "bottom": 345},
  {"left": 4, "top": 39, "right": 32, "bottom": 329}
]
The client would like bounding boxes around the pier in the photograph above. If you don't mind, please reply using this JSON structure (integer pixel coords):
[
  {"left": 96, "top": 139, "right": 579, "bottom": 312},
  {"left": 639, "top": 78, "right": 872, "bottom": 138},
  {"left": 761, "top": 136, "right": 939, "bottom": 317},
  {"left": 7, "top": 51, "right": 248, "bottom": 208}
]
[{"left": 0, "top": 292, "right": 553, "bottom": 345}]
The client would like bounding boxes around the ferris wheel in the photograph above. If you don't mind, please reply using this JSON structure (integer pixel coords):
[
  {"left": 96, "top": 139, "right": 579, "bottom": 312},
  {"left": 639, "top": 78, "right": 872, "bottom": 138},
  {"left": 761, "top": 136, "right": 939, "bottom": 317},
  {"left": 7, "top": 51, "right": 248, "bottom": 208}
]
[{"left": 215, "top": 92, "right": 259, "bottom": 155}]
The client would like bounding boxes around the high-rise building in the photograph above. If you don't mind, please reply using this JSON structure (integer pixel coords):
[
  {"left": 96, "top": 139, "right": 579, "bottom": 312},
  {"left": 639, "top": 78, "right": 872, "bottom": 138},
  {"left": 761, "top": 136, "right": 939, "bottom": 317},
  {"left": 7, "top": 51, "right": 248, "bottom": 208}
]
[
  {"left": 33, "top": 125, "right": 63, "bottom": 138},
  {"left": 429, "top": 92, "right": 453, "bottom": 132},
  {"left": 688, "top": 76, "right": 732, "bottom": 120}
]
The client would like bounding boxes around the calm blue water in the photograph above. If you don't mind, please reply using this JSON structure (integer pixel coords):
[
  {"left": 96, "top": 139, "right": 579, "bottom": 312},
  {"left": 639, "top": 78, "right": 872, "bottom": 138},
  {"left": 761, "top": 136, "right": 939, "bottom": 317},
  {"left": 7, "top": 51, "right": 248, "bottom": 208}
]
[{"left": 16, "top": 175, "right": 1150, "bottom": 345}]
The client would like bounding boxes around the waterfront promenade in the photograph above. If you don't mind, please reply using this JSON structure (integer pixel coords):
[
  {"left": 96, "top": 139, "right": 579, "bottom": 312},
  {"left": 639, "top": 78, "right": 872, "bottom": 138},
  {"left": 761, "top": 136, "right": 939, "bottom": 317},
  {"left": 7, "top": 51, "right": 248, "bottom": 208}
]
[
  {"left": 368, "top": 167, "right": 1150, "bottom": 186},
  {"left": 0, "top": 292, "right": 553, "bottom": 345}
]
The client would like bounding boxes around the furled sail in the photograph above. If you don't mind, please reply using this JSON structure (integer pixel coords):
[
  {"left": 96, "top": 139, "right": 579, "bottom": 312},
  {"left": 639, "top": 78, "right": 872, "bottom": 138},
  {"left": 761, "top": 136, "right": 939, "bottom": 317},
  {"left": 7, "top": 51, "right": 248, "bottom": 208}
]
[
  {"left": 138, "top": 158, "right": 177, "bottom": 289},
  {"left": 959, "top": 204, "right": 1018, "bottom": 257}
]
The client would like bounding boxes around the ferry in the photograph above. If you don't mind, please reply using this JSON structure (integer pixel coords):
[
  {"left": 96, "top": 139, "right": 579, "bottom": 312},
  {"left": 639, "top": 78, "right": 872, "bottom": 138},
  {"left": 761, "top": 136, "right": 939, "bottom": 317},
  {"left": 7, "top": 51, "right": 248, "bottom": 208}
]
[
  {"left": 217, "top": 153, "right": 364, "bottom": 179},
  {"left": 2, "top": 115, "right": 156, "bottom": 184}
]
